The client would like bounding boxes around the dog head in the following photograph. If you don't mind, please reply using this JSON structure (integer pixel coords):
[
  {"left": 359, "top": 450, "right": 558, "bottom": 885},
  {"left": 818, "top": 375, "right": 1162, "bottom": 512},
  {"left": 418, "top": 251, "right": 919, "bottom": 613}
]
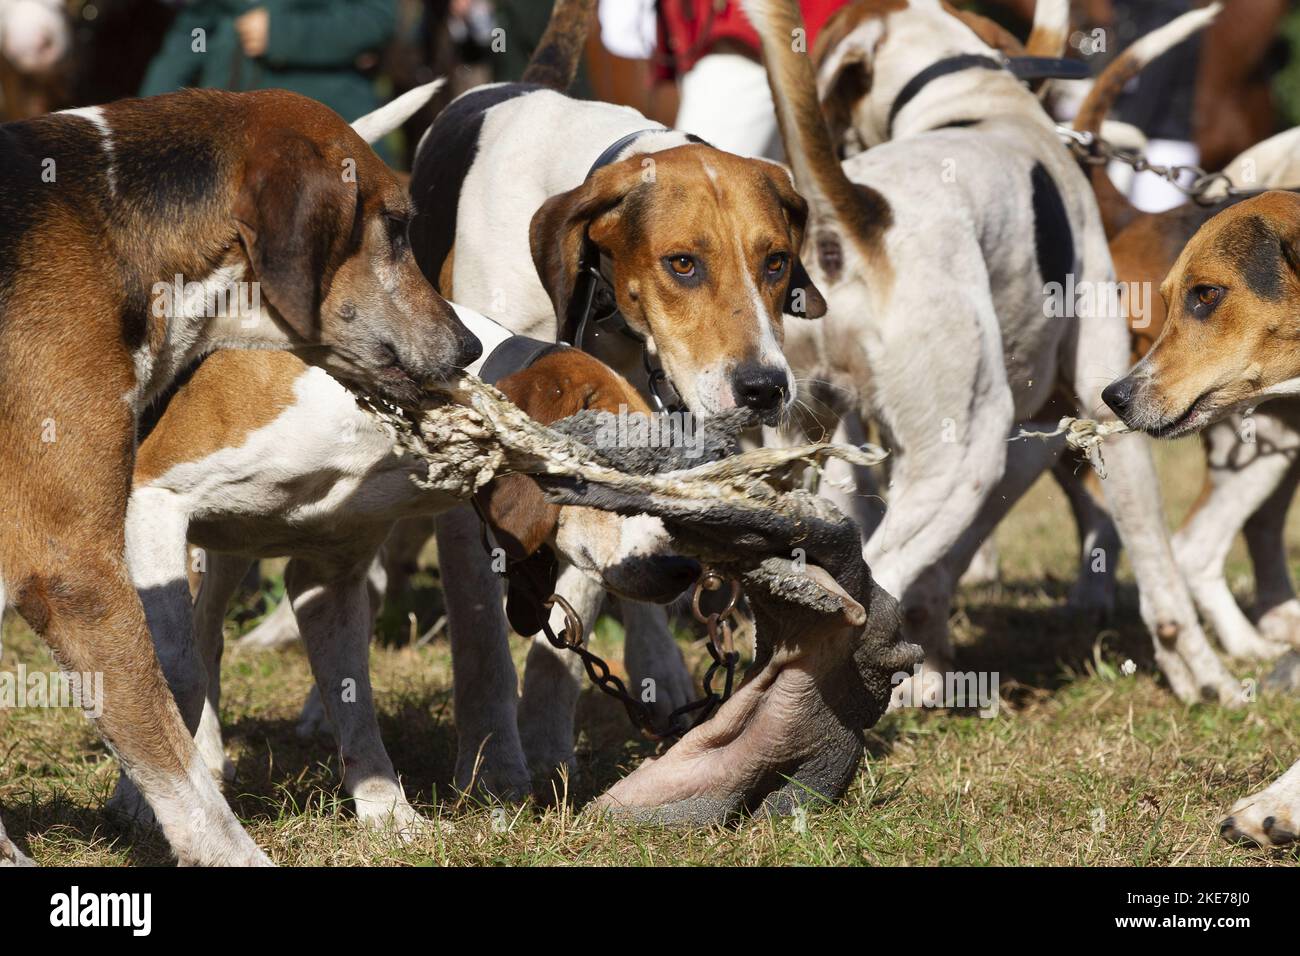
[
  {"left": 235, "top": 92, "right": 481, "bottom": 405},
  {"left": 815, "top": 0, "right": 1032, "bottom": 152},
  {"left": 529, "top": 142, "right": 825, "bottom": 423},
  {"left": 1103, "top": 191, "right": 1300, "bottom": 438},
  {"left": 475, "top": 348, "right": 700, "bottom": 635},
  {"left": 0, "top": 0, "right": 69, "bottom": 75}
]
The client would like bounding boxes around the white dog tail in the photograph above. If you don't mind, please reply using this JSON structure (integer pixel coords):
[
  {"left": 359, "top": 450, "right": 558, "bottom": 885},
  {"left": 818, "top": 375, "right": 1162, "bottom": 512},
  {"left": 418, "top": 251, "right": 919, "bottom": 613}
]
[
  {"left": 350, "top": 79, "right": 446, "bottom": 145},
  {"left": 1026, "top": 0, "right": 1070, "bottom": 58},
  {"left": 739, "top": 0, "right": 866, "bottom": 234},
  {"left": 1074, "top": 2, "right": 1221, "bottom": 236}
]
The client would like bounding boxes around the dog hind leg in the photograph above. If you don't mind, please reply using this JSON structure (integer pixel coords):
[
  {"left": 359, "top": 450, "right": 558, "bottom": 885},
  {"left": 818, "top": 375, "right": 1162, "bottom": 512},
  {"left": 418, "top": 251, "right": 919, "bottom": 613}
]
[{"left": 287, "top": 555, "right": 427, "bottom": 837}]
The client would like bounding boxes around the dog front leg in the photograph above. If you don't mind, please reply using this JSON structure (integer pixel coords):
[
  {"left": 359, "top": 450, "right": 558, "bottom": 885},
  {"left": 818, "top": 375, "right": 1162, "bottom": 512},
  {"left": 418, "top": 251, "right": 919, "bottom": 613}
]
[
  {"left": 436, "top": 505, "right": 531, "bottom": 802},
  {"left": 1244, "top": 454, "right": 1300, "bottom": 647},
  {"left": 192, "top": 552, "right": 256, "bottom": 783},
  {"left": 1067, "top": 295, "right": 1238, "bottom": 703},
  {"left": 1173, "top": 423, "right": 1291, "bottom": 660},
  {"left": 620, "top": 600, "right": 694, "bottom": 727},
  {"left": 517, "top": 564, "right": 604, "bottom": 795}
]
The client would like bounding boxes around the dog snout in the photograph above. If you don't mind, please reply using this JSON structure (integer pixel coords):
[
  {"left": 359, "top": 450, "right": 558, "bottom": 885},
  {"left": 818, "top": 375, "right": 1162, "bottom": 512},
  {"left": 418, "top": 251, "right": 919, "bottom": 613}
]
[
  {"left": 451, "top": 321, "right": 483, "bottom": 370},
  {"left": 730, "top": 362, "right": 789, "bottom": 413},
  {"left": 1102, "top": 376, "right": 1137, "bottom": 421},
  {"left": 623, "top": 554, "right": 701, "bottom": 603}
]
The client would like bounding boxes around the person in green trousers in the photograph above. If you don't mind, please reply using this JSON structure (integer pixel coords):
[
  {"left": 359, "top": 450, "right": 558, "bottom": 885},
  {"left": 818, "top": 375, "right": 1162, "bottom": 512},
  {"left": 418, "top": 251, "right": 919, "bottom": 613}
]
[{"left": 139, "top": 0, "right": 396, "bottom": 126}]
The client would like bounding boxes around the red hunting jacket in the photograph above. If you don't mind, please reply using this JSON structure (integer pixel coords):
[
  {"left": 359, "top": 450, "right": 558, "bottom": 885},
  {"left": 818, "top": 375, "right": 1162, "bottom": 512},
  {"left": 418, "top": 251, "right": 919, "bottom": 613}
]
[{"left": 655, "top": 0, "right": 848, "bottom": 79}]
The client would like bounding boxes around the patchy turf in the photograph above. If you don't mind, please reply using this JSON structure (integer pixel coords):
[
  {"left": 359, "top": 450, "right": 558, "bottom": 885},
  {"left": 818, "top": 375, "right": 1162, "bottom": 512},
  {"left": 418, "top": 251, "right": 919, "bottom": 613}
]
[{"left": 1, "top": 438, "right": 1298, "bottom": 866}]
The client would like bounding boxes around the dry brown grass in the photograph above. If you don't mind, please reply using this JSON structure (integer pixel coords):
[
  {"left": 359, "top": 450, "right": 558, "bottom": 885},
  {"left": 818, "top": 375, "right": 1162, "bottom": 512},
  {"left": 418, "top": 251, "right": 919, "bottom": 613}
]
[{"left": 1, "top": 437, "right": 1297, "bottom": 865}]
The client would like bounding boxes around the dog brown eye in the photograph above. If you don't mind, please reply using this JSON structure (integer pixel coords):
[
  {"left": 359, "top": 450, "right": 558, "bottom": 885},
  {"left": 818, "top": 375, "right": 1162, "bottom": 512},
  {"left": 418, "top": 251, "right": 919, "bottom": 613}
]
[
  {"left": 766, "top": 253, "right": 788, "bottom": 276},
  {"left": 667, "top": 255, "right": 695, "bottom": 277},
  {"left": 1197, "top": 286, "right": 1220, "bottom": 306}
]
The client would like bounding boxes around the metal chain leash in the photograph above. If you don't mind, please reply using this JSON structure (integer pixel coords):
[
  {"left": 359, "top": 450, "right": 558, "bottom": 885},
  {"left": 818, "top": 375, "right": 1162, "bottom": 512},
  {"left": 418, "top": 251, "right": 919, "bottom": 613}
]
[
  {"left": 536, "top": 568, "right": 742, "bottom": 742},
  {"left": 1057, "top": 125, "right": 1241, "bottom": 204}
]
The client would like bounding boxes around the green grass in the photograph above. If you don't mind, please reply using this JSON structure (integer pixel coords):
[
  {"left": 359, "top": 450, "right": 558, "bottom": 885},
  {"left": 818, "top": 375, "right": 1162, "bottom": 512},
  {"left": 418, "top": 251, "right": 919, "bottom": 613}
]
[{"left": 1, "top": 438, "right": 1298, "bottom": 865}]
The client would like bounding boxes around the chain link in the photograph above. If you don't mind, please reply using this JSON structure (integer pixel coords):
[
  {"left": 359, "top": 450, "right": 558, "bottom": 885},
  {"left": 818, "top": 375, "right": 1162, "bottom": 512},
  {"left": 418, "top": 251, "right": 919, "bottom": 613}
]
[
  {"left": 535, "top": 568, "right": 742, "bottom": 742},
  {"left": 1057, "top": 125, "right": 1241, "bottom": 203}
]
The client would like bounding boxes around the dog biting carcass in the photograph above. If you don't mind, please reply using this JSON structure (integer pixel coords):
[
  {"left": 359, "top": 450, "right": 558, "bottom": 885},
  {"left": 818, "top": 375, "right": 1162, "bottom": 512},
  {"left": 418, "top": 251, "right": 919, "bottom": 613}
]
[{"left": 363, "top": 376, "right": 920, "bottom": 822}]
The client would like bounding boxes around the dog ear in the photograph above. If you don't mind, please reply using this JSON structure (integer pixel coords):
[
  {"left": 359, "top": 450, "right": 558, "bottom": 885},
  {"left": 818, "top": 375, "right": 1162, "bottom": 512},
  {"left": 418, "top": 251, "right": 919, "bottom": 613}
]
[
  {"left": 817, "top": 46, "right": 872, "bottom": 150},
  {"left": 942, "top": 4, "right": 1027, "bottom": 58},
  {"left": 529, "top": 160, "right": 644, "bottom": 344},
  {"left": 233, "top": 132, "right": 355, "bottom": 341},
  {"left": 476, "top": 473, "right": 562, "bottom": 638},
  {"left": 756, "top": 163, "right": 828, "bottom": 320},
  {"left": 504, "top": 547, "right": 559, "bottom": 638},
  {"left": 477, "top": 474, "right": 559, "bottom": 563}
]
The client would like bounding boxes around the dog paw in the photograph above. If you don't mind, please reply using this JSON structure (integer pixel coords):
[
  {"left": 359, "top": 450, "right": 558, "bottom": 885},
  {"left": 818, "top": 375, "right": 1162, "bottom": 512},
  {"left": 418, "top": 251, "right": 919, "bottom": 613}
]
[
  {"left": 626, "top": 644, "right": 696, "bottom": 728},
  {"left": 231, "top": 599, "right": 300, "bottom": 650},
  {"left": 888, "top": 657, "right": 957, "bottom": 713},
  {"left": 355, "top": 797, "right": 442, "bottom": 842},
  {"left": 958, "top": 538, "right": 1001, "bottom": 587},
  {"left": 0, "top": 830, "right": 33, "bottom": 867},
  {"left": 196, "top": 701, "right": 236, "bottom": 784},
  {"left": 1214, "top": 623, "right": 1289, "bottom": 662},
  {"left": 454, "top": 731, "right": 531, "bottom": 804},
  {"left": 1256, "top": 600, "right": 1300, "bottom": 649},
  {"left": 1220, "top": 760, "right": 1300, "bottom": 848},
  {"left": 1066, "top": 578, "right": 1115, "bottom": 622},
  {"left": 107, "top": 775, "right": 160, "bottom": 832},
  {"left": 294, "top": 686, "right": 331, "bottom": 738},
  {"left": 1264, "top": 651, "right": 1300, "bottom": 693}
]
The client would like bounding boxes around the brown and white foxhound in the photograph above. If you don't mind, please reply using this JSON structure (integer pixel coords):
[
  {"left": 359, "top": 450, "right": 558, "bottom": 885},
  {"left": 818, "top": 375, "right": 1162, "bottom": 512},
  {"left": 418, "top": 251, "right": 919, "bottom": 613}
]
[{"left": 0, "top": 81, "right": 477, "bottom": 866}]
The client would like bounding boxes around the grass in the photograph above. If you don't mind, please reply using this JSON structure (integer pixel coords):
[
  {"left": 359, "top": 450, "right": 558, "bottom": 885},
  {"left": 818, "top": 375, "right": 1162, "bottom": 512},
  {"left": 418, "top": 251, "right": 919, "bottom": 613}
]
[{"left": 1, "top": 438, "right": 1298, "bottom": 866}]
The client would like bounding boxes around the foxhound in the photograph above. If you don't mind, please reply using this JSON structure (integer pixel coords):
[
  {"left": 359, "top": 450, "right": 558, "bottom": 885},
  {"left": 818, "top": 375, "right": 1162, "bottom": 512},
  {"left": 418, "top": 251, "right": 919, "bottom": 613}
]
[
  {"left": 1061, "top": 10, "right": 1300, "bottom": 663},
  {"left": 401, "top": 0, "right": 827, "bottom": 797},
  {"left": 1104, "top": 189, "right": 1300, "bottom": 848},
  {"left": 0, "top": 81, "right": 475, "bottom": 866},
  {"left": 741, "top": 0, "right": 1238, "bottom": 705},
  {"left": 116, "top": 305, "right": 695, "bottom": 836}
]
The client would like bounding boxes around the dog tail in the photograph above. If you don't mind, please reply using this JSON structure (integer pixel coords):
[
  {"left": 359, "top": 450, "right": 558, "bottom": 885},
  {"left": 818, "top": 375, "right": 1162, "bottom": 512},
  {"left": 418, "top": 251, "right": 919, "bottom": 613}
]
[
  {"left": 522, "top": 0, "right": 597, "bottom": 91},
  {"left": 351, "top": 79, "right": 446, "bottom": 145},
  {"left": 1073, "top": 2, "right": 1222, "bottom": 237},
  {"left": 740, "top": 0, "right": 862, "bottom": 226},
  {"left": 1025, "top": 0, "right": 1070, "bottom": 58}
]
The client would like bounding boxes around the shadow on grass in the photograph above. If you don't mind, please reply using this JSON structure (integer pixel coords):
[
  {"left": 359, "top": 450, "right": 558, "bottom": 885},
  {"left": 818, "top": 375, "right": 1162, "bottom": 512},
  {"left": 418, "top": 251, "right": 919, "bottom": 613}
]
[{"left": 954, "top": 579, "right": 1156, "bottom": 702}]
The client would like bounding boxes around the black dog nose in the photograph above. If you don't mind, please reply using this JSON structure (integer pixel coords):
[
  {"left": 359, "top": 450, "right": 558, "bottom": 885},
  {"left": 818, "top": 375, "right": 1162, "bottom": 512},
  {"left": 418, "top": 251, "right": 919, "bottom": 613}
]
[
  {"left": 453, "top": 327, "right": 483, "bottom": 370},
  {"left": 1102, "top": 377, "right": 1135, "bottom": 417},
  {"left": 731, "top": 362, "right": 788, "bottom": 412},
  {"left": 647, "top": 555, "right": 701, "bottom": 601}
]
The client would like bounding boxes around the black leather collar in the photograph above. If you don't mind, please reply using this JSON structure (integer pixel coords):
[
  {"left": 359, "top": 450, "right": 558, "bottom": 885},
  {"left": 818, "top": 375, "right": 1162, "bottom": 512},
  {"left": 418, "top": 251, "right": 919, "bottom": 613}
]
[
  {"left": 478, "top": 335, "right": 567, "bottom": 387},
  {"left": 586, "top": 129, "right": 708, "bottom": 177},
  {"left": 887, "top": 54, "right": 1092, "bottom": 135},
  {"left": 887, "top": 54, "right": 1003, "bottom": 135}
]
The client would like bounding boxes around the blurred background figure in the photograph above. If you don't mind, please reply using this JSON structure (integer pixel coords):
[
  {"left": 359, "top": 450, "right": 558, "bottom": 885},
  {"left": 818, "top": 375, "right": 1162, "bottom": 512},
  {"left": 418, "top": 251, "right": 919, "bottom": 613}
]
[
  {"left": 1056, "top": 0, "right": 1291, "bottom": 212},
  {"left": 0, "top": 0, "right": 67, "bottom": 73},
  {"left": 0, "top": 0, "right": 70, "bottom": 116},
  {"left": 138, "top": 0, "right": 397, "bottom": 126},
  {"left": 654, "top": 0, "right": 846, "bottom": 158}
]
